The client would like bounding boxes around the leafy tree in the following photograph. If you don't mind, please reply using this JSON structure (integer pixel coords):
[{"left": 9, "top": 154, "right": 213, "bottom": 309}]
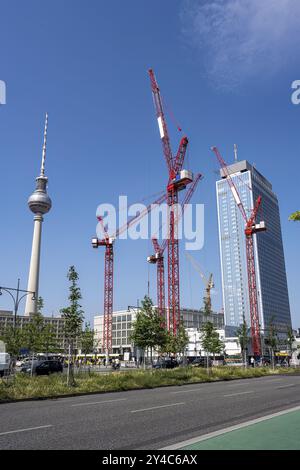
[
  {"left": 202, "top": 295, "right": 212, "bottom": 318},
  {"left": 236, "top": 317, "right": 250, "bottom": 367},
  {"left": 286, "top": 327, "right": 295, "bottom": 364},
  {"left": 289, "top": 211, "right": 300, "bottom": 221},
  {"left": 200, "top": 321, "right": 223, "bottom": 371},
  {"left": 22, "top": 295, "right": 59, "bottom": 358},
  {"left": 60, "top": 266, "right": 84, "bottom": 385},
  {"left": 37, "top": 296, "right": 44, "bottom": 315},
  {"left": 130, "top": 296, "right": 167, "bottom": 365},
  {"left": 81, "top": 323, "right": 95, "bottom": 358},
  {"left": 160, "top": 330, "right": 176, "bottom": 356},
  {"left": 173, "top": 322, "right": 189, "bottom": 358},
  {"left": 22, "top": 313, "right": 45, "bottom": 355},
  {"left": 42, "top": 324, "right": 59, "bottom": 357},
  {"left": 265, "top": 317, "right": 278, "bottom": 370},
  {"left": 0, "top": 326, "right": 24, "bottom": 357},
  {"left": 159, "top": 322, "right": 189, "bottom": 362}
]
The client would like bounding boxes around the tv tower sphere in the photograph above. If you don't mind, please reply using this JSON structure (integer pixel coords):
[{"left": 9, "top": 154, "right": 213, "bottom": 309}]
[
  {"left": 28, "top": 176, "right": 52, "bottom": 214},
  {"left": 25, "top": 113, "right": 52, "bottom": 316}
]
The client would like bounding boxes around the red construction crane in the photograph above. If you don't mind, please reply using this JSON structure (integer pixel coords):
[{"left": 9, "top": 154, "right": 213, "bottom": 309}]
[
  {"left": 211, "top": 146, "right": 266, "bottom": 356},
  {"left": 92, "top": 192, "right": 167, "bottom": 356},
  {"left": 147, "top": 173, "right": 202, "bottom": 326},
  {"left": 149, "top": 68, "right": 193, "bottom": 335}
]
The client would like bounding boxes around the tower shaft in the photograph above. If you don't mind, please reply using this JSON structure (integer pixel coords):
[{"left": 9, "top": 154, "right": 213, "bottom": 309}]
[{"left": 25, "top": 214, "right": 43, "bottom": 315}]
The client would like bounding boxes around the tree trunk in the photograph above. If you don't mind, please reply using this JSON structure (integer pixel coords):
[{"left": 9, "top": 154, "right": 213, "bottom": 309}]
[{"left": 244, "top": 349, "right": 247, "bottom": 369}]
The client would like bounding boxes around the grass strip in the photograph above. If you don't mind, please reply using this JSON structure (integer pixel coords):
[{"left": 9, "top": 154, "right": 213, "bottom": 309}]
[{"left": 0, "top": 366, "right": 298, "bottom": 402}]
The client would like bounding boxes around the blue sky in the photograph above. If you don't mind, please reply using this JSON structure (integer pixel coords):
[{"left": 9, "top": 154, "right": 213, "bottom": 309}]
[{"left": 0, "top": 0, "right": 299, "bottom": 327}]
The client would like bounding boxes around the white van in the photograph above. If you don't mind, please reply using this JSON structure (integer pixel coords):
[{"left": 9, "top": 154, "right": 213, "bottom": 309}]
[{"left": 0, "top": 353, "right": 10, "bottom": 377}]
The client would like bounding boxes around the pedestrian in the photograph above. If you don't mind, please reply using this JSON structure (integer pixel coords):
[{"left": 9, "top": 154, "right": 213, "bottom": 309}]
[{"left": 250, "top": 356, "right": 255, "bottom": 368}]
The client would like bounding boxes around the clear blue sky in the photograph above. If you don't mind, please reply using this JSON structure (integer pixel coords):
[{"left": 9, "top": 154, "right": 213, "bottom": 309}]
[{"left": 0, "top": 0, "right": 299, "bottom": 327}]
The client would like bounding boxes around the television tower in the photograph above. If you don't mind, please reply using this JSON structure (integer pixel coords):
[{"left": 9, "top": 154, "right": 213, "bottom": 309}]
[{"left": 24, "top": 114, "right": 52, "bottom": 316}]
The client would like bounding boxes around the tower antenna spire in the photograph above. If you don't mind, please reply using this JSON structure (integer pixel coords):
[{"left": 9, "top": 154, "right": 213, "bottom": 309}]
[
  {"left": 234, "top": 143, "right": 238, "bottom": 163},
  {"left": 40, "top": 112, "right": 48, "bottom": 177}
]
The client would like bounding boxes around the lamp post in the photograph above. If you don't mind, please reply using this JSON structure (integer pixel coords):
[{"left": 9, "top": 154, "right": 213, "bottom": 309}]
[
  {"left": 0, "top": 279, "right": 36, "bottom": 328},
  {"left": 127, "top": 305, "right": 140, "bottom": 366}
]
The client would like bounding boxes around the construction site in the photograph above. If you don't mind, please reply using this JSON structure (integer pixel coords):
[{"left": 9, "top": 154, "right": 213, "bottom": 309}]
[{"left": 91, "top": 69, "right": 292, "bottom": 363}]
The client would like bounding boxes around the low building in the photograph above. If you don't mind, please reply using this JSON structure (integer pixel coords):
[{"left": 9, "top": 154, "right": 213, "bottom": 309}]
[
  {"left": 185, "top": 328, "right": 241, "bottom": 359},
  {"left": 94, "top": 307, "right": 224, "bottom": 357},
  {"left": 0, "top": 310, "right": 67, "bottom": 351}
]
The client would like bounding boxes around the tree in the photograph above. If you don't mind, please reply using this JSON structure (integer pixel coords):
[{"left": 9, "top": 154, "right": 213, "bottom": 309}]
[
  {"left": 41, "top": 324, "right": 59, "bottom": 357},
  {"left": 172, "top": 322, "right": 189, "bottom": 359},
  {"left": 22, "top": 313, "right": 45, "bottom": 356},
  {"left": 130, "top": 296, "right": 167, "bottom": 365},
  {"left": 80, "top": 323, "right": 95, "bottom": 358},
  {"left": 286, "top": 327, "right": 295, "bottom": 364},
  {"left": 0, "top": 325, "right": 24, "bottom": 357},
  {"left": 22, "top": 297, "right": 59, "bottom": 358},
  {"left": 236, "top": 317, "right": 250, "bottom": 367},
  {"left": 200, "top": 321, "right": 223, "bottom": 372},
  {"left": 37, "top": 296, "right": 44, "bottom": 315},
  {"left": 159, "top": 322, "right": 189, "bottom": 362},
  {"left": 160, "top": 330, "right": 176, "bottom": 357},
  {"left": 202, "top": 294, "right": 212, "bottom": 318},
  {"left": 265, "top": 317, "right": 278, "bottom": 370},
  {"left": 60, "top": 266, "right": 84, "bottom": 385},
  {"left": 289, "top": 211, "right": 300, "bottom": 221}
]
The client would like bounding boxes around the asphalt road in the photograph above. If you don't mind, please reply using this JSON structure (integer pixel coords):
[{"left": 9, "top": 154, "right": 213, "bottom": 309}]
[{"left": 1, "top": 374, "right": 300, "bottom": 450}]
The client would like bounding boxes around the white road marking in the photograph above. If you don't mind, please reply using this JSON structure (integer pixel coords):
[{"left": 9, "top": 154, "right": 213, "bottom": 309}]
[
  {"left": 171, "top": 388, "right": 203, "bottom": 394},
  {"left": 225, "top": 378, "right": 284, "bottom": 388},
  {"left": 71, "top": 398, "right": 127, "bottom": 407},
  {"left": 161, "top": 404, "right": 300, "bottom": 450},
  {"left": 224, "top": 391, "right": 254, "bottom": 397},
  {"left": 0, "top": 425, "right": 52, "bottom": 437},
  {"left": 276, "top": 384, "right": 296, "bottom": 390},
  {"left": 131, "top": 402, "right": 185, "bottom": 413}
]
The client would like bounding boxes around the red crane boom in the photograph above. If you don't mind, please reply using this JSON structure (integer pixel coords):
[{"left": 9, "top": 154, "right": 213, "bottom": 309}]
[{"left": 211, "top": 146, "right": 266, "bottom": 356}]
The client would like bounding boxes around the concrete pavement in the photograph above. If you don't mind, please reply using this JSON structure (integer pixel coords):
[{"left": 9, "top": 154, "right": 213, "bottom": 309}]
[{"left": 0, "top": 374, "right": 300, "bottom": 449}]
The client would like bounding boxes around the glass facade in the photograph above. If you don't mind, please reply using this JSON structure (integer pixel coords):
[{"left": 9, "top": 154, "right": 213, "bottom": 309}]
[{"left": 216, "top": 160, "right": 291, "bottom": 332}]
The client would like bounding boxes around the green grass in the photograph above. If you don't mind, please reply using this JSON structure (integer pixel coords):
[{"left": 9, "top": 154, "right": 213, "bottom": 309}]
[{"left": 0, "top": 366, "right": 298, "bottom": 402}]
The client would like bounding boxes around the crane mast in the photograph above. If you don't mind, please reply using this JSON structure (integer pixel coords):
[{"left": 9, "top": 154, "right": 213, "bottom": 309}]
[
  {"left": 211, "top": 146, "right": 266, "bottom": 356},
  {"left": 185, "top": 252, "right": 214, "bottom": 312},
  {"left": 148, "top": 173, "right": 202, "bottom": 325},
  {"left": 149, "top": 68, "right": 193, "bottom": 335}
]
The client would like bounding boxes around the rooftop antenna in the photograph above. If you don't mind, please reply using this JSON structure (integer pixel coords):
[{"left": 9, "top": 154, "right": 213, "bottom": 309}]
[
  {"left": 40, "top": 113, "right": 48, "bottom": 177},
  {"left": 234, "top": 143, "right": 238, "bottom": 163}
]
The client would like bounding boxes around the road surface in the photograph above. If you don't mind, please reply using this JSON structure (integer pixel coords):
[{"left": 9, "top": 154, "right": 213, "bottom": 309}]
[{"left": 0, "top": 374, "right": 300, "bottom": 449}]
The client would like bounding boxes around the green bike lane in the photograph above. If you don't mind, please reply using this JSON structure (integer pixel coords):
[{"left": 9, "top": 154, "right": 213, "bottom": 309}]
[{"left": 169, "top": 406, "right": 300, "bottom": 450}]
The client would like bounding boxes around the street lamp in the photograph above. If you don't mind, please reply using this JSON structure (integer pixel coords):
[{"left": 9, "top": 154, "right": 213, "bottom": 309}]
[
  {"left": 0, "top": 279, "right": 36, "bottom": 328},
  {"left": 127, "top": 305, "right": 140, "bottom": 366}
]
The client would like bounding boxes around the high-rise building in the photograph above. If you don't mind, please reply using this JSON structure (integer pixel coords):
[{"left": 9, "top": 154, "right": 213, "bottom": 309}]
[
  {"left": 25, "top": 114, "right": 52, "bottom": 315},
  {"left": 216, "top": 159, "right": 291, "bottom": 333}
]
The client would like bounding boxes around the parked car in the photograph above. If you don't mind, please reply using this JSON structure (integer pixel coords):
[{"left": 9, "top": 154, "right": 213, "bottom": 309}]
[
  {"left": 21, "top": 360, "right": 63, "bottom": 375},
  {"left": 16, "top": 357, "right": 38, "bottom": 368},
  {"left": 190, "top": 357, "right": 212, "bottom": 368},
  {"left": 153, "top": 358, "right": 179, "bottom": 369}
]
